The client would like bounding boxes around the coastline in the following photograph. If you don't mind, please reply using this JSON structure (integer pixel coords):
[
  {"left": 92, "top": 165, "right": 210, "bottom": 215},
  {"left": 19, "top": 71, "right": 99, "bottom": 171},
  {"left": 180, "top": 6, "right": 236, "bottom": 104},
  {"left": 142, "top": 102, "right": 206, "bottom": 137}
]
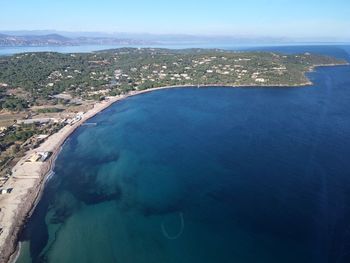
[
  {"left": 0, "top": 95, "right": 123, "bottom": 263},
  {"left": 1, "top": 87, "right": 178, "bottom": 263},
  {"left": 0, "top": 61, "right": 349, "bottom": 263}
]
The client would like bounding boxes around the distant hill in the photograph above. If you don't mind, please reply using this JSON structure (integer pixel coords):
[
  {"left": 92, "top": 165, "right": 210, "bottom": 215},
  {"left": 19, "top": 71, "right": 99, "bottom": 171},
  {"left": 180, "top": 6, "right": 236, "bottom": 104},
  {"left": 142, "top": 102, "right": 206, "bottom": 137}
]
[
  {"left": 0, "top": 33, "right": 152, "bottom": 47},
  {"left": 1, "top": 31, "right": 347, "bottom": 47}
]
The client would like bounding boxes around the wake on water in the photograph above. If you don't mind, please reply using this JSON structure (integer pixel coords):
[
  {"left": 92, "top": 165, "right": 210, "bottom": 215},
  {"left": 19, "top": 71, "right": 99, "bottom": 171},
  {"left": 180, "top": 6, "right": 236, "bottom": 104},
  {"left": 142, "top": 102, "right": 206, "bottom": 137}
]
[{"left": 161, "top": 212, "right": 184, "bottom": 240}]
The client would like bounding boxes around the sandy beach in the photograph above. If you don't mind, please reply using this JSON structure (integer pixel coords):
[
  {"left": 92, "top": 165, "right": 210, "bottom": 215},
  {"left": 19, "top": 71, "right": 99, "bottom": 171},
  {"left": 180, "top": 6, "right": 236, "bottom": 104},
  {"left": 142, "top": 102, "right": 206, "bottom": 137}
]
[{"left": 0, "top": 94, "right": 126, "bottom": 263}]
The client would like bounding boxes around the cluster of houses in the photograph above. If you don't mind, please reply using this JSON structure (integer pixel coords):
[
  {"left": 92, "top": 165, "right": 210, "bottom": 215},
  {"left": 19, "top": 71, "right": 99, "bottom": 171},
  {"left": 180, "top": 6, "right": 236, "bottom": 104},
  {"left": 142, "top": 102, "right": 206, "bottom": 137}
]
[
  {"left": 109, "top": 55, "right": 289, "bottom": 87},
  {"left": 46, "top": 67, "right": 113, "bottom": 96},
  {"left": 89, "top": 70, "right": 112, "bottom": 82},
  {"left": 0, "top": 112, "right": 73, "bottom": 186}
]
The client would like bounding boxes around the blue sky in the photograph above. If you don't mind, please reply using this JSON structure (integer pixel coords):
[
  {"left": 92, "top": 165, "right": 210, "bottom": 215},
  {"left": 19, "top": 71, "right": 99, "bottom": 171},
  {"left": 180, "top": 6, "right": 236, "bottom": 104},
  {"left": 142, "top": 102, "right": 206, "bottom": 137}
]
[{"left": 1, "top": 0, "right": 349, "bottom": 39}]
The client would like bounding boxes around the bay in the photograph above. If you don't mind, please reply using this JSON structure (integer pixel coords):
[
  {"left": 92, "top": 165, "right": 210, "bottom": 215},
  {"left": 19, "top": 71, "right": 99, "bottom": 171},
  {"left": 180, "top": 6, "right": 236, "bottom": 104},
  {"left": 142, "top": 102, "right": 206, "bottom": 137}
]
[{"left": 16, "top": 45, "right": 350, "bottom": 263}]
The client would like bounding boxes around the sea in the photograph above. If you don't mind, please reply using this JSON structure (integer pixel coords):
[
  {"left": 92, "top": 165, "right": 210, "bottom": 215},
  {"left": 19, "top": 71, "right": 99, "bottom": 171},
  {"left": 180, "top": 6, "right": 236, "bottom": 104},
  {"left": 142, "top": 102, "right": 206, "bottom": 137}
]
[
  {"left": 13, "top": 44, "right": 350, "bottom": 263},
  {"left": 0, "top": 43, "right": 304, "bottom": 56}
]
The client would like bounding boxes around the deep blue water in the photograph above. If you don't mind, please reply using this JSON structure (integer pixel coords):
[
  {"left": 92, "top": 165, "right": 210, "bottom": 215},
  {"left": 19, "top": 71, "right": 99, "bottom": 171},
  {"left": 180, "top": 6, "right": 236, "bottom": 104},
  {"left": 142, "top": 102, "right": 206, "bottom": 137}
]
[
  {"left": 0, "top": 43, "right": 257, "bottom": 56},
  {"left": 0, "top": 45, "right": 120, "bottom": 56},
  {"left": 16, "top": 46, "right": 350, "bottom": 263}
]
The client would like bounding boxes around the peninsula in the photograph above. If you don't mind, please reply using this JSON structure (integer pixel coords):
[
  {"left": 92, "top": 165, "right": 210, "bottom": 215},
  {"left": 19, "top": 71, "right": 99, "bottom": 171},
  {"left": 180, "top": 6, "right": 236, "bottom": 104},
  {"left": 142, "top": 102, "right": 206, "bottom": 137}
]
[{"left": 0, "top": 48, "right": 347, "bottom": 262}]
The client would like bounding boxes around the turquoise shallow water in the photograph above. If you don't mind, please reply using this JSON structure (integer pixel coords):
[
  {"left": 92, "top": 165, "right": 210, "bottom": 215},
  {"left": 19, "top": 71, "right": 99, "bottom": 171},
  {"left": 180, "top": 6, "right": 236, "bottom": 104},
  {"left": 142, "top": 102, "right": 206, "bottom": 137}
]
[{"left": 17, "top": 46, "right": 350, "bottom": 263}]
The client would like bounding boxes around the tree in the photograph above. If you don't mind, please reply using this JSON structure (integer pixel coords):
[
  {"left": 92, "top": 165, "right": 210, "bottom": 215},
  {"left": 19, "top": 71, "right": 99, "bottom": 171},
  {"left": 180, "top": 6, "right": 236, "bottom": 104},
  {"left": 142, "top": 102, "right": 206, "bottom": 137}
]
[{"left": 1, "top": 96, "right": 29, "bottom": 111}]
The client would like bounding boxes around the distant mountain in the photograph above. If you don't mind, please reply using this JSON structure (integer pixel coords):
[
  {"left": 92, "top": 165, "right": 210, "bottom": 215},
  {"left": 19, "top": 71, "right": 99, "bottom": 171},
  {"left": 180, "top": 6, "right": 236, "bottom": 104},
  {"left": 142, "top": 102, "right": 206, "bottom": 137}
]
[
  {"left": 0, "top": 33, "right": 153, "bottom": 47},
  {"left": 0, "top": 34, "right": 68, "bottom": 46},
  {"left": 25, "top": 31, "right": 293, "bottom": 43},
  {"left": 1, "top": 31, "right": 347, "bottom": 47}
]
